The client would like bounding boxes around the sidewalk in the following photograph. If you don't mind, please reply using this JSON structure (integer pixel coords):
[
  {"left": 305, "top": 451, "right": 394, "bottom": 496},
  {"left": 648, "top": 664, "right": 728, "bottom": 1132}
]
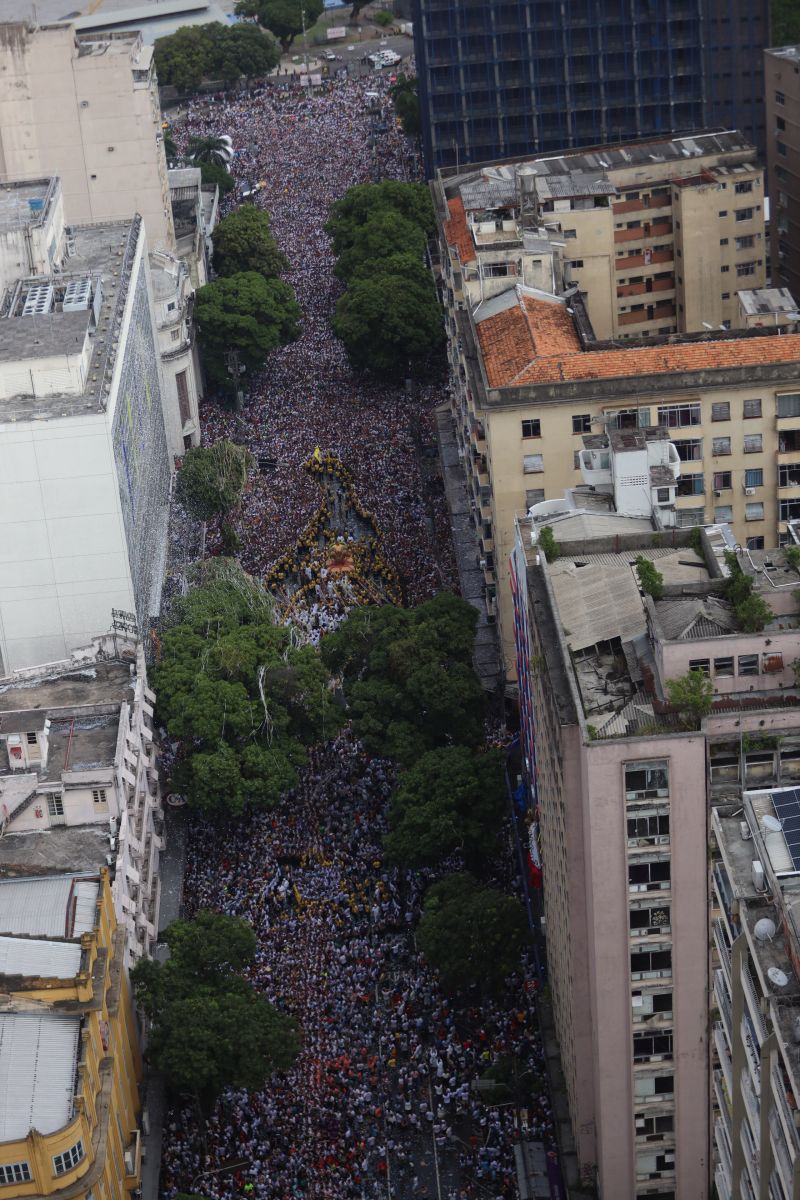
[{"left": 435, "top": 407, "right": 503, "bottom": 692}]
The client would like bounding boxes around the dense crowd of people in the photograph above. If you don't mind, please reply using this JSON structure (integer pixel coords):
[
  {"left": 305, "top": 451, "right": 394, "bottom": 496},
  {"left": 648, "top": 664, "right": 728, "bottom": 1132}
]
[
  {"left": 181, "top": 74, "right": 458, "bottom": 608},
  {"left": 159, "top": 73, "right": 559, "bottom": 1200},
  {"left": 161, "top": 733, "right": 556, "bottom": 1200}
]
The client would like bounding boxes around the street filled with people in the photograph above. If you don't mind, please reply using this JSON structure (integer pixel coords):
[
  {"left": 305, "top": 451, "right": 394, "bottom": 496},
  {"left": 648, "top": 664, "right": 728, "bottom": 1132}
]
[{"left": 160, "top": 74, "right": 559, "bottom": 1200}]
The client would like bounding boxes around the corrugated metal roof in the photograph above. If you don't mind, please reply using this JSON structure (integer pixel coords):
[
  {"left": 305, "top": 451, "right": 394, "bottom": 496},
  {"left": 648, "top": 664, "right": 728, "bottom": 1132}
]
[
  {"left": 0, "top": 876, "right": 98, "bottom": 939},
  {"left": 654, "top": 597, "right": 737, "bottom": 640},
  {"left": 550, "top": 559, "right": 646, "bottom": 652},
  {"left": 0, "top": 1013, "right": 79, "bottom": 1139},
  {"left": 0, "top": 937, "right": 81, "bottom": 979}
]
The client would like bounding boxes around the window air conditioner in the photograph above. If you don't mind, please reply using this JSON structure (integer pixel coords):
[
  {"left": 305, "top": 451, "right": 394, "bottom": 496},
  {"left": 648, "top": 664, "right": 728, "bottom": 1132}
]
[{"left": 744, "top": 487, "right": 756, "bottom": 496}]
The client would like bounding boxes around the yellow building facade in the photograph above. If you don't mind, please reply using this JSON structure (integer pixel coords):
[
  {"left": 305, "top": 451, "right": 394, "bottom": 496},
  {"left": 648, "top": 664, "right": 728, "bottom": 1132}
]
[{"left": 0, "top": 870, "right": 142, "bottom": 1199}]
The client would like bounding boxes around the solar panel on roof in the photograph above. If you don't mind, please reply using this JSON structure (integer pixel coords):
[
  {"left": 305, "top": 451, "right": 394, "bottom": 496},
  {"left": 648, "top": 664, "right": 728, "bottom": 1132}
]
[{"left": 770, "top": 789, "right": 800, "bottom": 871}]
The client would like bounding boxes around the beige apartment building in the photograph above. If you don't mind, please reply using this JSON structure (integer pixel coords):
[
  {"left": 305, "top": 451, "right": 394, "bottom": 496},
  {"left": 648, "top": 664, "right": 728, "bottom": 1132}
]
[
  {"left": 510, "top": 517, "right": 800, "bottom": 1199},
  {"left": 435, "top": 129, "right": 767, "bottom": 341},
  {"left": 765, "top": 45, "right": 800, "bottom": 303},
  {"left": 445, "top": 281, "right": 800, "bottom": 680},
  {"left": 0, "top": 22, "right": 174, "bottom": 251}
]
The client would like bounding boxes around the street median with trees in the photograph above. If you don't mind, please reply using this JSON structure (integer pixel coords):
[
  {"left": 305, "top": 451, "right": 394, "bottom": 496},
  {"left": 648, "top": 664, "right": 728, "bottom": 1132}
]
[{"left": 326, "top": 180, "right": 444, "bottom": 382}]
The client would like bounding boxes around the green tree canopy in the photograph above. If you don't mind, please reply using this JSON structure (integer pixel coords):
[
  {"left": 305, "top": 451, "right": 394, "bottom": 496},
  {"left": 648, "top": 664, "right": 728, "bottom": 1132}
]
[
  {"left": 389, "top": 75, "right": 421, "bottom": 137},
  {"left": 132, "top": 912, "right": 299, "bottom": 1112},
  {"left": 665, "top": 668, "right": 714, "bottom": 730},
  {"left": 773, "top": 0, "right": 800, "bottom": 45},
  {"left": 200, "top": 160, "right": 235, "bottom": 197},
  {"left": 321, "top": 593, "right": 485, "bottom": 764},
  {"left": 384, "top": 746, "right": 505, "bottom": 870},
  {"left": 333, "top": 210, "right": 427, "bottom": 282},
  {"left": 331, "top": 269, "right": 443, "bottom": 381},
  {"left": 326, "top": 180, "right": 435, "bottom": 257},
  {"left": 175, "top": 439, "right": 253, "bottom": 522},
  {"left": 417, "top": 873, "right": 529, "bottom": 994},
  {"left": 348, "top": 252, "right": 432, "bottom": 287},
  {"left": 189, "top": 135, "right": 233, "bottom": 168},
  {"left": 194, "top": 271, "right": 301, "bottom": 386},
  {"left": 155, "top": 22, "right": 279, "bottom": 92},
  {"left": 212, "top": 204, "right": 288, "bottom": 279},
  {"left": 154, "top": 565, "right": 340, "bottom": 817},
  {"left": 236, "top": 0, "right": 324, "bottom": 51}
]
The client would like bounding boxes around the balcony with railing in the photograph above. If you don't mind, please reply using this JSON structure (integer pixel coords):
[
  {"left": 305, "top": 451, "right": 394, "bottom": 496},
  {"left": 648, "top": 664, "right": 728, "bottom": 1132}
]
[{"left": 741, "top": 963, "right": 768, "bottom": 1045}]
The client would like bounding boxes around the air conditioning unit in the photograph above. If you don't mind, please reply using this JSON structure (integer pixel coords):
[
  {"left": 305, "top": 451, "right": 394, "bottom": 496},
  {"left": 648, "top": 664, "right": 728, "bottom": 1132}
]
[
  {"left": 745, "top": 487, "right": 756, "bottom": 496},
  {"left": 752, "top": 859, "right": 766, "bottom": 892}
]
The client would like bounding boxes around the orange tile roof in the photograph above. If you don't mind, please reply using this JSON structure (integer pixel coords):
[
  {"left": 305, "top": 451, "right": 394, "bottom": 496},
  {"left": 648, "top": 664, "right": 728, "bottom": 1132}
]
[
  {"left": 443, "top": 196, "right": 476, "bottom": 264},
  {"left": 475, "top": 293, "right": 800, "bottom": 390}
]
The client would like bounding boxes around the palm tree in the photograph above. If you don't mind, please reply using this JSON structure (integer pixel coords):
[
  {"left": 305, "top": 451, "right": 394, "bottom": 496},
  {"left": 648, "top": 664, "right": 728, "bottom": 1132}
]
[{"left": 188, "top": 135, "right": 232, "bottom": 168}]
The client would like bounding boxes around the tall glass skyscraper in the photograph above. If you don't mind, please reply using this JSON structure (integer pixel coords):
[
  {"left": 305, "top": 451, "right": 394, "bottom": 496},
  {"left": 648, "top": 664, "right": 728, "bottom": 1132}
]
[{"left": 413, "top": 0, "right": 768, "bottom": 177}]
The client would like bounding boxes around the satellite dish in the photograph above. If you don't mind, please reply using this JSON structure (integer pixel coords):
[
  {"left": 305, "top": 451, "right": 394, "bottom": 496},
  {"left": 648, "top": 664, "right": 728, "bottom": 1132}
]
[
  {"left": 768, "top": 966, "right": 789, "bottom": 988},
  {"left": 762, "top": 815, "right": 783, "bottom": 833},
  {"left": 754, "top": 918, "right": 777, "bottom": 942}
]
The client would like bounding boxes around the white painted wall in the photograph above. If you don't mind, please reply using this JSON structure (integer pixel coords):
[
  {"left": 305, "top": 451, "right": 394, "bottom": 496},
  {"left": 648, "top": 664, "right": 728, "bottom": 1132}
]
[{"left": 0, "top": 412, "right": 134, "bottom": 673}]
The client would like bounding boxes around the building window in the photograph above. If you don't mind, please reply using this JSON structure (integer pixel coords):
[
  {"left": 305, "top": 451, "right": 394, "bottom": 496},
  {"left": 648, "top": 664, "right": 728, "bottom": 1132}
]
[
  {"left": 776, "top": 90, "right": 785, "bottom": 104},
  {"left": 25, "top": 732, "right": 37, "bottom": 745},
  {"left": 523, "top": 454, "right": 544, "bottom": 474},
  {"left": 714, "top": 505, "right": 733, "bottom": 522},
  {"left": 627, "top": 812, "right": 670, "bottom": 844},
  {"left": 743, "top": 433, "right": 763, "bottom": 453},
  {"left": 777, "top": 117, "right": 786, "bottom": 131},
  {"left": 0, "top": 1163, "right": 32, "bottom": 1184},
  {"left": 676, "top": 507, "right": 705, "bottom": 527},
  {"left": 525, "top": 488, "right": 545, "bottom": 507},
  {"left": 632, "top": 990, "right": 673, "bottom": 1017},
  {"left": 484, "top": 262, "right": 513, "bottom": 278},
  {"left": 735, "top": 207, "right": 755, "bottom": 221},
  {"left": 738, "top": 654, "right": 759, "bottom": 676},
  {"left": 745, "top": 468, "right": 763, "bottom": 488},
  {"left": 634, "top": 1074, "right": 674, "bottom": 1098},
  {"left": 176, "top": 370, "right": 191, "bottom": 424},
  {"left": 747, "top": 536, "right": 765, "bottom": 550},
  {"left": 628, "top": 864, "right": 671, "bottom": 892},
  {"left": 521, "top": 419, "right": 541, "bottom": 439},
  {"left": 719, "top": 210, "right": 728, "bottom": 218},
  {"left": 721, "top": 265, "right": 730, "bottom": 274},
  {"left": 53, "top": 1141, "right": 84, "bottom": 1176},
  {"left": 743, "top": 398, "right": 762, "bottom": 419},
  {"left": 719, "top": 237, "right": 729, "bottom": 246},
  {"left": 563, "top": 228, "right": 577, "bottom": 239},
  {"left": 656, "top": 487, "right": 671, "bottom": 503},
  {"left": 572, "top": 413, "right": 591, "bottom": 434},
  {"left": 711, "top": 402, "right": 730, "bottom": 421},
  {"left": 712, "top": 437, "right": 731, "bottom": 456},
  {"left": 657, "top": 402, "right": 700, "bottom": 428},
  {"left": 735, "top": 235, "right": 755, "bottom": 251},
  {"left": 780, "top": 464, "right": 800, "bottom": 487},
  {"left": 777, "top": 393, "right": 800, "bottom": 418},
  {"left": 92, "top": 789, "right": 107, "bottom": 805},
  {"left": 635, "top": 1112, "right": 675, "bottom": 1138},
  {"left": 630, "top": 947, "right": 672, "bottom": 979},
  {"left": 573, "top": 451, "right": 581, "bottom": 470},
  {"left": 714, "top": 656, "right": 734, "bottom": 676},
  {"left": 714, "top": 471, "right": 732, "bottom": 490},
  {"left": 633, "top": 1031, "right": 673, "bottom": 1062},
  {"left": 607, "top": 408, "right": 650, "bottom": 429},
  {"left": 736, "top": 261, "right": 756, "bottom": 277},
  {"left": 745, "top": 502, "right": 764, "bottom": 520},
  {"left": 781, "top": 499, "right": 800, "bottom": 521},
  {"left": 625, "top": 761, "right": 669, "bottom": 800},
  {"left": 778, "top": 141, "right": 787, "bottom": 157},
  {"left": 734, "top": 180, "right": 753, "bottom": 194},
  {"left": 673, "top": 438, "right": 702, "bottom": 462},
  {"left": 568, "top": 259, "right": 584, "bottom": 269},
  {"left": 170, "top": 328, "right": 181, "bottom": 342},
  {"left": 677, "top": 474, "right": 704, "bottom": 497},
  {"left": 47, "top": 796, "right": 64, "bottom": 817},
  {"left": 630, "top": 904, "right": 671, "bottom": 934}
]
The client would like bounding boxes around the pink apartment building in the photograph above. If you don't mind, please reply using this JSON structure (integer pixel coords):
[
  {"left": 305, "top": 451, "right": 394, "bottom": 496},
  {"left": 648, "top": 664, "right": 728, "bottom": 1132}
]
[{"left": 512, "top": 509, "right": 800, "bottom": 1200}]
